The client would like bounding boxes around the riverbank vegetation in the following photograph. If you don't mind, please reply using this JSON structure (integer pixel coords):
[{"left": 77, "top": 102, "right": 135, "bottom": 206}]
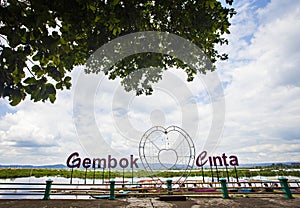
[{"left": 0, "top": 167, "right": 299, "bottom": 180}]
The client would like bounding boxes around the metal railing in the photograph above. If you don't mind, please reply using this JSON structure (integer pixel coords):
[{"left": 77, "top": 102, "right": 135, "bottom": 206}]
[{"left": 0, "top": 179, "right": 299, "bottom": 199}]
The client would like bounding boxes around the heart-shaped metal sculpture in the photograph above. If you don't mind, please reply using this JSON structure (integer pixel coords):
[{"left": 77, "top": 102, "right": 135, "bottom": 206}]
[
  {"left": 158, "top": 149, "right": 178, "bottom": 169},
  {"left": 139, "top": 126, "right": 195, "bottom": 184}
]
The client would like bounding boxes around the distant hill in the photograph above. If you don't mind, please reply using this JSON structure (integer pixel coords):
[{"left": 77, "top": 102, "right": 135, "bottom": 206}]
[{"left": 238, "top": 162, "right": 300, "bottom": 168}]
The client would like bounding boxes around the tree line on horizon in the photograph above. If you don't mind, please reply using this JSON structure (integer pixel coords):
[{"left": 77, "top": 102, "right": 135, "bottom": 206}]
[{"left": 0, "top": 167, "right": 299, "bottom": 180}]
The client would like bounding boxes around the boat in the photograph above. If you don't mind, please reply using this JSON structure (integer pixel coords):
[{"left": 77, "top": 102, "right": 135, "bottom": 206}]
[
  {"left": 238, "top": 188, "right": 254, "bottom": 193},
  {"left": 90, "top": 194, "right": 111, "bottom": 199},
  {"left": 90, "top": 191, "right": 130, "bottom": 199},
  {"left": 189, "top": 188, "right": 217, "bottom": 193}
]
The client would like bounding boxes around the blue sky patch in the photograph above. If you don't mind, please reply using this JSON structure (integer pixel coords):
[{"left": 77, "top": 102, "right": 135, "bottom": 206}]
[{"left": 0, "top": 102, "right": 16, "bottom": 117}]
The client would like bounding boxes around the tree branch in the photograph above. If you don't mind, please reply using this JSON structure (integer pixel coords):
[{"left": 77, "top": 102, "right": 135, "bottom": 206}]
[{"left": 25, "top": 64, "right": 36, "bottom": 78}]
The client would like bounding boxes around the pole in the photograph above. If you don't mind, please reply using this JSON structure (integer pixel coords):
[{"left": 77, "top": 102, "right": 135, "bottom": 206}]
[
  {"left": 109, "top": 179, "right": 115, "bottom": 200},
  {"left": 131, "top": 165, "right": 134, "bottom": 184},
  {"left": 84, "top": 168, "right": 87, "bottom": 184},
  {"left": 102, "top": 167, "right": 105, "bottom": 184},
  {"left": 93, "top": 167, "right": 96, "bottom": 184},
  {"left": 166, "top": 179, "right": 173, "bottom": 195},
  {"left": 108, "top": 167, "right": 111, "bottom": 180},
  {"left": 210, "top": 165, "right": 214, "bottom": 182},
  {"left": 43, "top": 179, "right": 53, "bottom": 200},
  {"left": 201, "top": 164, "right": 205, "bottom": 183},
  {"left": 70, "top": 167, "right": 73, "bottom": 184},
  {"left": 234, "top": 166, "right": 239, "bottom": 184},
  {"left": 122, "top": 168, "right": 125, "bottom": 184},
  {"left": 215, "top": 165, "right": 219, "bottom": 182},
  {"left": 70, "top": 156, "right": 75, "bottom": 184},
  {"left": 220, "top": 178, "right": 230, "bottom": 199},
  {"left": 279, "top": 177, "right": 294, "bottom": 199},
  {"left": 225, "top": 166, "right": 230, "bottom": 182}
]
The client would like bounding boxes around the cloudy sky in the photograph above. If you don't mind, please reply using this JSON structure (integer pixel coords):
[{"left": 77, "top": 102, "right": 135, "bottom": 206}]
[{"left": 0, "top": 0, "right": 299, "bottom": 166}]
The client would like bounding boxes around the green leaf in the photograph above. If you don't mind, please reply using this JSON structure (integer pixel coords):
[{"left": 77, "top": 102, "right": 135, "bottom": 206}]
[
  {"left": 113, "top": 28, "right": 118, "bottom": 36},
  {"left": 49, "top": 94, "right": 56, "bottom": 103},
  {"left": 65, "top": 81, "right": 72, "bottom": 89},
  {"left": 10, "top": 98, "right": 21, "bottom": 106},
  {"left": 24, "top": 77, "right": 36, "bottom": 84},
  {"left": 32, "top": 54, "right": 40, "bottom": 61},
  {"left": 89, "top": 5, "right": 96, "bottom": 11},
  {"left": 95, "top": 16, "right": 101, "bottom": 22},
  {"left": 64, "top": 76, "right": 71, "bottom": 82},
  {"left": 9, "top": 90, "right": 23, "bottom": 106},
  {"left": 112, "top": 0, "right": 120, "bottom": 6},
  {"left": 56, "top": 82, "right": 62, "bottom": 89},
  {"left": 45, "top": 83, "right": 56, "bottom": 94},
  {"left": 32, "top": 65, "right": 40, "bottom": 72}
]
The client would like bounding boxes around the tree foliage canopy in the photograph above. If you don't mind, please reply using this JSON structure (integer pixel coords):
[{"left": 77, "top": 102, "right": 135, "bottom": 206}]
[{"left": 0, "top": 0, "right": 235, "bottom": 106}]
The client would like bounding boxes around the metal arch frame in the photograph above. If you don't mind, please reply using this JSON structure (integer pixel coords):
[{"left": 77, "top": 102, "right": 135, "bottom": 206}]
[{"left": 139, "top": 125, "right": 195, "bottom": 184}]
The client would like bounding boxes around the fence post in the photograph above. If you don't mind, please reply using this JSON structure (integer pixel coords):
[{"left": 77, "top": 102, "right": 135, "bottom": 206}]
[
  {"left": 166, "top": 179, "right": 172, "bottom": 195},
  {"left": 278, "top": 177, "right": 294, "bottom": 199},
  {"left": 220, "top": 178, "right": 230, "bottom": 199},
  {"left": 109, "top": 179, "right": 115, "bottom": 200},
  {"left": 43, "top": 179, "right": 53, "bottom": 200}
]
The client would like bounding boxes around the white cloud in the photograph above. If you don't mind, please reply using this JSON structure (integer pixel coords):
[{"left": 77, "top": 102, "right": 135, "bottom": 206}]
[
  {"left": 0, "top": 74, "right": 83, "bottom": 164},
  {"left": 215, "top": 0, "right": 300, "bottom": 163},
  {"left": 74, "top": 67, "right": 218, "bottom": 158}
]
